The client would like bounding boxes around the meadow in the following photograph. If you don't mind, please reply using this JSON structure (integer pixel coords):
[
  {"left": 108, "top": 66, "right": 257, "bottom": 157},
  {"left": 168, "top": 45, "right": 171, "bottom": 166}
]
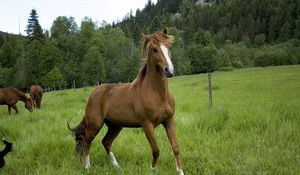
[{"left": 0, "top": 65, "right": 299, "bottom": 175}]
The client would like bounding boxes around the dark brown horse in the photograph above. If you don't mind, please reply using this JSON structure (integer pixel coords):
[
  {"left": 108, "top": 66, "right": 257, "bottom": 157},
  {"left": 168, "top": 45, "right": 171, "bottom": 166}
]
[
  {"left": 0, "top": 88, "right": 33, "bottom": 114},
  {"left": 68, "top": 29, "right": 184, "bottom": 175},
  {"left": 30, "top": 85, "right": 43, "bottom": 109},
  {"left": 0, "top": 138, "right": 13, "bottom": 168}
]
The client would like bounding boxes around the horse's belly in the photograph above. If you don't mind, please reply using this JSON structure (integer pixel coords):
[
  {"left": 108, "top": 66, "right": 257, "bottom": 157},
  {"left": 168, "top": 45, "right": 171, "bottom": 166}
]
[
  {"left": 0, "top": 98, "right": 8, "bottom": 105},
  {"left": 104, "top": 105, "right": 141, "bottom": 127},
  {"left": 105, "top": 114, "right": 142, "bottom": 128}
]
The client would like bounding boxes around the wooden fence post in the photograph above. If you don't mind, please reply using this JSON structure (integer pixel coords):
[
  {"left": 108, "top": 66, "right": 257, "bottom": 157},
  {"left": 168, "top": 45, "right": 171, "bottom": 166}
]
[
  {"left": 84, "top": 81, "right": 86, "bottom": 92},
  {"left": 208, "top": 72, "right": 213, "bottom": 112},
  {"left": 73, "top": 80, "right": 76, "bottom": 91}
]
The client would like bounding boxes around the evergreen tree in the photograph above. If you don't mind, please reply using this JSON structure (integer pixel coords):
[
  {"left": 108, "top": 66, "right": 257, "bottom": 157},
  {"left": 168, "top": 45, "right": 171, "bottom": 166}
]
[
  {"left": 269, "top": 15, "right": 280, "bottom": 42},
  {"left": 278, "top": 21, "right": 291, "bottom": 41},
  {"left": 294, "top": 18, "right": 300, "bottom": 40},
  {"left": 25, "top": 9, "right": 44, "bottom": 40},
  {"left": 149, "top": 16, "right": 162, "bottom": 33}
]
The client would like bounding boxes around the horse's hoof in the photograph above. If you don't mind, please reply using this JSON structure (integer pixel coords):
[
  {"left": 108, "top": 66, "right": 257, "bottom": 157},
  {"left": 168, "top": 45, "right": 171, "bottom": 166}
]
[
  {"left": 113, "top": 163, "right": 122, "bottom": 170},
  {"left": 178, "top": 169, "right": 184, "bottom": 175},
  {"left": 151, "top": 166, "right": 158, "bottom": 174}
]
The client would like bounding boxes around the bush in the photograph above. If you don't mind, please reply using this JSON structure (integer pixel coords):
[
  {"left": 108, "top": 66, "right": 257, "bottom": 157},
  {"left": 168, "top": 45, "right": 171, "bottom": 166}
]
[
  {"left": 218, "top": 66, "right": 234, "bottom": 71},
  {"left": 254, "top": 47, "right": 291, "bottom": 67},
  {"left": 43, "top": 66, "right": 65, "bottom": 88},
  {"left": 188, "top": 44, "right": 219, "bottom": 73}
]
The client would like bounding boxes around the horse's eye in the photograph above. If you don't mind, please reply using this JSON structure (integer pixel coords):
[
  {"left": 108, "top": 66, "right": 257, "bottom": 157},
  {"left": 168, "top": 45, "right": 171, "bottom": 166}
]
[{"left": 153, "top": 48, "right": 158, "bottom": 53}]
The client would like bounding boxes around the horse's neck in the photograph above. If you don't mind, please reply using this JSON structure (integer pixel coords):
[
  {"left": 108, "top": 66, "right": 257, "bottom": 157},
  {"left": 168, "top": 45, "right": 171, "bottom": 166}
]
[
  {"left": 143, "top": 60, "right": 169, "bottom": 99},
  {"left": 15, "top": 91, "right": 28, "bottom": 102}
]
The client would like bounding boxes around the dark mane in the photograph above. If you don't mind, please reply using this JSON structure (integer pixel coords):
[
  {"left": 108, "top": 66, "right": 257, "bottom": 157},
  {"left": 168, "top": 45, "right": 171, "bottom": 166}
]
[
  {"left": 131, "top": 62, "right": 147, "bottom": 86},
  {"left": 9, "top": 88, "right": 28, "bottom": 101}
]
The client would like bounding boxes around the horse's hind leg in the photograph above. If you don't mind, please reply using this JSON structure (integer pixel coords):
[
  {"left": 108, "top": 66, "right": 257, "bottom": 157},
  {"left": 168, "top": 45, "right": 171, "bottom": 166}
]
[
  {"left": 163, "top": 118, "right": 184, "bottom": 175},
  {"left": 36, "top": 97, "right": 40, "bottom": 108},
  {"left": 102, "top": 121, "right": 122, "bottom": 169}
]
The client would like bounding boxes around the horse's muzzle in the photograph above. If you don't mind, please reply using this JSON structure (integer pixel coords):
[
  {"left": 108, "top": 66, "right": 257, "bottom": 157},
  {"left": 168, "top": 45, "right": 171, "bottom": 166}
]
[{"left": 164, "top": 67, "right": 174, "bottom": 78}]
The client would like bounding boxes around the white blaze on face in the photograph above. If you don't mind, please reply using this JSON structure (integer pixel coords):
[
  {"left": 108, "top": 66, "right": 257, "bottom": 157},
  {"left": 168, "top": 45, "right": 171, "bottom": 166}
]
[{"left": 160, "top": 44, "right": 174, "bottom": 74}]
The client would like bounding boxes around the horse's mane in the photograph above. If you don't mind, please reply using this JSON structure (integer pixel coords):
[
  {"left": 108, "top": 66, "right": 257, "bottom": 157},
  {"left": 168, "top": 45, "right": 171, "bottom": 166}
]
[
  {"left": 131, "top": 62, "right": 147, "bottom": 87},
  {"left": 132, "top": 30, "right": 174, "bottom": 87},
  {"left": 142, "top": 31, "right": 174, "bottom": 54},
  {"left": 9, "top": 88, "right": 28, "bottom": 100}
]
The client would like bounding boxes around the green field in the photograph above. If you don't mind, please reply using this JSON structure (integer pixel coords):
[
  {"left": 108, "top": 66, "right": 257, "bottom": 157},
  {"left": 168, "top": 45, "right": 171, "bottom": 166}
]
[{"left": 0, "top": 65, "right": 299, "bottom": 175}]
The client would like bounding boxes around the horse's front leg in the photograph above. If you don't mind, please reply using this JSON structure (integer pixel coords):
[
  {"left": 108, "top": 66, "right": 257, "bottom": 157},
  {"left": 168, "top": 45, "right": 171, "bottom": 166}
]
[
  {"left": 143, "top": 122, "right": 159, "bottom": 171},
  {"left": 163, "top": 118, "right": 184, "bottom": 175},
  {"left": 11, "top": 104, "right": 18, "bottom": 114},
  {"left": 7, "top": 105, "right": 11, "bottom": 114}
]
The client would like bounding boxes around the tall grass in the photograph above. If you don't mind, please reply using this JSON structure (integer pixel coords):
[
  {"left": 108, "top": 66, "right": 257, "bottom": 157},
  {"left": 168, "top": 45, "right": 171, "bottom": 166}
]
[{"left": 0, "top": 65, "right": 299, "bottom": 174}]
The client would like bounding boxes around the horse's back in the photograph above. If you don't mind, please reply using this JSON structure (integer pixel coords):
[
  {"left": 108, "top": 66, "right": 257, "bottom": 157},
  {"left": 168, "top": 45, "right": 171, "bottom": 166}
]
[
  {"left": 87, "top": 83, "right": 131, "bottom": 108},
  {"left": 85, "top": 83, "right": 141, "bottom": 127},
  {"left": 0, "top": 88, "right": 19, "bottom": 104},
  {"left": 30, "top": 85, "right": 43, "bottom": 95},
  {"left": 84, "top": 84, "right": 127, "bottom": 126}
]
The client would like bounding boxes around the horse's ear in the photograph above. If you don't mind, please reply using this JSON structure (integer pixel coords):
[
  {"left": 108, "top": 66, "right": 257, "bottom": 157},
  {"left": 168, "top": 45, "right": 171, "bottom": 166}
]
[
  {"left": 142, "top": 34, "right": 151, "bottom": 54},
  {"left": 163, "top": 28, "right": 168, "bottom": 35},
  {"left": 142, "top": 33, "right": 151, "bottom": 41}
]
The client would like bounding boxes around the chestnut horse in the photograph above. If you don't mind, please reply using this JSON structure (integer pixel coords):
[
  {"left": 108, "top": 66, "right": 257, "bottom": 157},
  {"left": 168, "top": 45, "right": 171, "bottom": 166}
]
[
  {"left": 0, "top": 87, "right": 33, "bottom": 114},
  {"left": 68, "top": 29, "right": 184, "bottom": 175},
  {"left": 30, "top": 85, "right": 43, "bottom": 109}
]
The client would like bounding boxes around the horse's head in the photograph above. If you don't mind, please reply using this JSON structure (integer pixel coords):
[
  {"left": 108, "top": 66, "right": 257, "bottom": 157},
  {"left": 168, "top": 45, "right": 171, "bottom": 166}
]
[
  {"left": 25, "top": 98, "right": 33, "bottom": 112},
  {"left": 67, "top": 118, "right": 86, "bottom": 162},
  {"left": 143, "top": 28, "right": 175, "bottom": 77}
]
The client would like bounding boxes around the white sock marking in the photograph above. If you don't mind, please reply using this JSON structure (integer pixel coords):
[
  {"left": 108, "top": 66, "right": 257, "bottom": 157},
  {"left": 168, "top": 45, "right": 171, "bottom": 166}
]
[
  {"left": 84, "top": 154, "right": 91, "bottom": 169},
  {"left": 175, "top": 158, "right": 184, "bottom": 175},
  {"left": 175, "top": 158, "right": 179, "bottom": 171},
  {"left": 160, "top": 44, "right": 174, "bottom": 74},
  {"left": 178, "top": 169, "right": 185, "bottom": 175},
  {"left": 109, "top": 151, "right": 121, "bottom": 169}
]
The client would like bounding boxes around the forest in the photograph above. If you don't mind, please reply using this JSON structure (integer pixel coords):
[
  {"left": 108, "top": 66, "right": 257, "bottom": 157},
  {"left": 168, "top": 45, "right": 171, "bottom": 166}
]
[{"left": 0, "top": 0, "right": 300, "bottom": 90}]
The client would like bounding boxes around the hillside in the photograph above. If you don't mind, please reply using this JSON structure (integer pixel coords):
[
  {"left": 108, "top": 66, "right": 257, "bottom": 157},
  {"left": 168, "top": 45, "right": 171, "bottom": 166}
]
[
  {"left": 117, "top": 0, "right": 300, "bottom": 45},
  {"left": 0, "top": 0, "right": 300, "bottom": 90}
]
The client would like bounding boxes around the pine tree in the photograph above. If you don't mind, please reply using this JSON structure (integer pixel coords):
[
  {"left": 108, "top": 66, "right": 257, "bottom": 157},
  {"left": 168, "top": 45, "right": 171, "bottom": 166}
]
[
  {"left": 278, "top": 21, "right": 291, "bottom": 41},
  {"left": 25, "top": 9, "right": 44, "bottom": 40},
  {"left": 269, "top": 15, "right": 279, "bottom": 42},
  {"left": 149, "top": 16, "right": 161, "bottom": 33},
  {"left": 294, "top": 18, "right": 300, "bottom": 40}
]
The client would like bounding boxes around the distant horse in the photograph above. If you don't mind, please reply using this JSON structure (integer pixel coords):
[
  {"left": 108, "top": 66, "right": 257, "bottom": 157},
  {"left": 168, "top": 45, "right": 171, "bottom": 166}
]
[
  {"left": 68, "top": 29, "right": 184, "bottom": 175},
  {"left": 0, "top": 138, "right": 12, "bottom": 168},
  {"left": 30, "top": 85, "right": 43, "bottom": 109},
  {"left": 0, "top": 88, "right": 33, "bottom": 114}
]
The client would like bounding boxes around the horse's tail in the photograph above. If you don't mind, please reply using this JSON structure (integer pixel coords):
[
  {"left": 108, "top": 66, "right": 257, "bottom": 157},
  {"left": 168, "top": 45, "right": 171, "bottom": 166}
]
[{"left": 67, "top": 117, "right": 87, "bottom": 157}]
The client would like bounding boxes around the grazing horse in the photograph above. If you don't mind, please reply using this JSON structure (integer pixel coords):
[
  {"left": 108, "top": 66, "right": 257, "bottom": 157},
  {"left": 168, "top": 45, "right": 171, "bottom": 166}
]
[
  {"left": 68, "top": 29, "right": 184, "bottom": 175},
  {"left": 0, "top": 138, "right": 13, "bottom": 168},
  {"left": 0, "top": 88, "right": 33, "bottom": 114},
  {"left": 30, "top": 85, "right": 43, "bottom": 109}
]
